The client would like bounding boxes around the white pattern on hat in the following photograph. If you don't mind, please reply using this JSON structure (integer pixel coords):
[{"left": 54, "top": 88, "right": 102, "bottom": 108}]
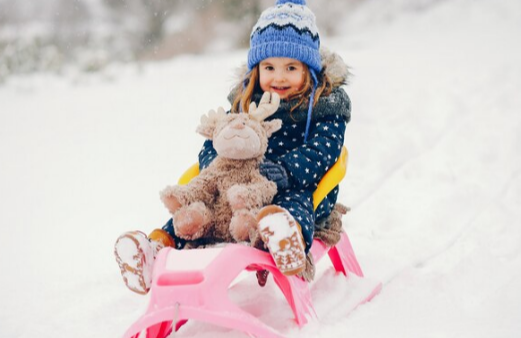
[{"left": 251, "top": 3, "right": 319, "bottom": 39}]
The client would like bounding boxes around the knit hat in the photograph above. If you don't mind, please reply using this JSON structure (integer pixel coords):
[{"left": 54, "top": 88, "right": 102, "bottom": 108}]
[
  {"left": 248, "top": 0, "right": 321, "bottom": 142},
  {"left": 248, "top": 0, "right": 321, "bottom": 73}
]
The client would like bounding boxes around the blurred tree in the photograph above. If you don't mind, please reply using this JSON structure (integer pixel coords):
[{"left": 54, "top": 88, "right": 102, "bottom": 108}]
[
  {"left": 52, "top": 0, "right": 91, "bottom": 56},
  {"left": 221, "top": 0, "right": 263, "bottom": 47},
  {"left": 311, "top": 0, "right": 363, "bottom": 35},
  {"left": 141, "top": 0, "right": 179, "bottom": 51},
  {"left": 0, "top": 0, "right": 366, "bottom": 80}
]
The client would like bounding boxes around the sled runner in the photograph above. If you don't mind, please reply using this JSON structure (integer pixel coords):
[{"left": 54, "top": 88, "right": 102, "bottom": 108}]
[{"left": 121, "top": 147, "right": 381, "bottom": 338}]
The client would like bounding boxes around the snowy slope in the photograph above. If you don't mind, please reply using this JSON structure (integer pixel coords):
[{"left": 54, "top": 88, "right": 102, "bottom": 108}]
[{"left": 1, "top": 0, "right": 521, "bottom": 337}]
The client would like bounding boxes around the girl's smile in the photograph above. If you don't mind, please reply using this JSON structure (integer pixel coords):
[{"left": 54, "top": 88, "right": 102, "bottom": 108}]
[
  {"left": 270, "top": 85, "right": 291, "bottom": 96},
  {"left": 259, "top": 57, "right": 306, "bottom": 99}
]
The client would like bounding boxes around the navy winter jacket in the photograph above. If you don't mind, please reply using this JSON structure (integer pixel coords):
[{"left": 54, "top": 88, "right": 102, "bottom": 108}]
[{"left": 198, "top": 87, "right": 351, "bottom": 251}]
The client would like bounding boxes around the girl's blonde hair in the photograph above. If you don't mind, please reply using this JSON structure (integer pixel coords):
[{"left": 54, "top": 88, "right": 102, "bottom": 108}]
[{"left": 231, "top": 64, "right": 333, "bottom": 116}]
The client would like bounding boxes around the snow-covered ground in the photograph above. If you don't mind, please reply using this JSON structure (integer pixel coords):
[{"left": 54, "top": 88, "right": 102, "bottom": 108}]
[{"left": 1, "top": 0, "right": 520, "bottom": 337}]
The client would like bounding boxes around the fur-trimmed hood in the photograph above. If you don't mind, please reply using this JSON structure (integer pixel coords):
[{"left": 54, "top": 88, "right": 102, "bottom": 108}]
[
  {"left": 318, "top": 47, "right": 351, "bottom": 87},
  {"left": 227, "top": 48, "right": 352, "bottom": 124}
]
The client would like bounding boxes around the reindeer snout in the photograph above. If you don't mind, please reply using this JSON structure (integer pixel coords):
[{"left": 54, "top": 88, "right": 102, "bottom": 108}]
[{"left": 231, "top": 117, "right": 247, "bottom": 130}]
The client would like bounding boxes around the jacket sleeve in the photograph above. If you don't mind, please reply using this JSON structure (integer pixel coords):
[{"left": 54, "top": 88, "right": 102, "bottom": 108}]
[
  {"left": 276, "top": 113, "right": 348, "bottom": 191},
  {"left": 198, "top": 139, "right": 218, "bottom": 170}
]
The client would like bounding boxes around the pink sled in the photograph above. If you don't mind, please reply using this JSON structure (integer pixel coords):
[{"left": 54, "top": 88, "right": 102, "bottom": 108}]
[{"left": 122, "top": 231, "right": 380, "bottom": 338}]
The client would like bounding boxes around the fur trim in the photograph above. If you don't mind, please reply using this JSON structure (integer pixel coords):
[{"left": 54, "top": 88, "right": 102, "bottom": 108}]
[
  {"left": 314, "top": 203, "right": 349, "bottom": 246},
  {"left": 320, "top": 47, "right": 351, "bottom": 86}
]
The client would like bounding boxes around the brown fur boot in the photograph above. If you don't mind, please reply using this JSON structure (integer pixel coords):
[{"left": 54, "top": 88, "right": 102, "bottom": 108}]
[{"left": 148, "top": 228, "right": 175, "bottom": 248}]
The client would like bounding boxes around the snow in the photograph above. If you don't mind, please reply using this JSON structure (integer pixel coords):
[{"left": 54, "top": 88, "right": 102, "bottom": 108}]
[{"left": 1, "top": 0, "right": 521, "bottom": 337}]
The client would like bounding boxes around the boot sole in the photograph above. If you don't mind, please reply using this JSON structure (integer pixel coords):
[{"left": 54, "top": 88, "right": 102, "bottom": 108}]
[{"left": 114, "top": 232, "right": 150, "bottom": 295}]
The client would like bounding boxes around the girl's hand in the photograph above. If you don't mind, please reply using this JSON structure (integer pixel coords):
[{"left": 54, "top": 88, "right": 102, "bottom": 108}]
[{"left": 260, "top": 160, "right": 289, "bottom": 189}]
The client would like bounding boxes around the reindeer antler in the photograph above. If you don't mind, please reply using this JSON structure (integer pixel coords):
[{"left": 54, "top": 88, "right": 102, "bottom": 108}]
[
  {"left": 249, "top": 92, "right": 280, "bottom": 121},
  {"left": 200, "top": 107, "right": 227, "bottom": 126}
]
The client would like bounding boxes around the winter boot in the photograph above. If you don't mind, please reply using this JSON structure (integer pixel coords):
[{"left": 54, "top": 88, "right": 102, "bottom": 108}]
[
  {"left": 256, "top": 205, "right": 306, "bottom": 276},
  {"left": 114, "top": 229, "right": 175, "bottom": 294}
]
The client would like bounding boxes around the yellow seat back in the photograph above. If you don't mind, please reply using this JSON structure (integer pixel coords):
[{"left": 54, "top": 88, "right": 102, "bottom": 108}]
[
  {"left": 177, "top": 146, "right": 349, "bottom": 212},
  {"left": 177, "top": 163, "right": 201, "bottom": 186},
  {"left": 312, "top": 146, "right": 348, "bottom": 210}
]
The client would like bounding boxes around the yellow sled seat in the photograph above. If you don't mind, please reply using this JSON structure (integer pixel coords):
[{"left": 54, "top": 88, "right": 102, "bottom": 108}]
[{"left": 177, "top": 146, "right": 348, "bottom": 211}]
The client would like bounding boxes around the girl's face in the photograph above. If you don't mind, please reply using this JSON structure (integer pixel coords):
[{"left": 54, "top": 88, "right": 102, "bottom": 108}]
[{"left": 259, "top": 57, "right": 306, "bottom": 99}]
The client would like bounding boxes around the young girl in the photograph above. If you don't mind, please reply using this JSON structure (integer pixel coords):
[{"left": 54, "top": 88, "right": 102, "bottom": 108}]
[{"left": 114, "top": 0, "right": 351, "bottom": 295}]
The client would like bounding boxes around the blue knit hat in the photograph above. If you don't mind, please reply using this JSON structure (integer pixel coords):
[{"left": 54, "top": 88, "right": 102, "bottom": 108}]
[
  {"left": 248, "top": 0, "right": 321, "bottom": 142},
  {"left": 248, "top": 0, "right": 321, "bottom": 73}
]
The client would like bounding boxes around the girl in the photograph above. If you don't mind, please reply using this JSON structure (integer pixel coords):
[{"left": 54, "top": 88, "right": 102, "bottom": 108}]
[{"left": 114, "top": 0, "right": 351, "bottom": 295}]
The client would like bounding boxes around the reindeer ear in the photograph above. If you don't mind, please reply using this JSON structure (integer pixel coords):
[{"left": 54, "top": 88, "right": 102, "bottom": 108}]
[
  {"left": 196, "top": 107, "right": 226, "bottom": 139},
  {"left": 262, "top": 119, "right": 282, "bottom": 137}
]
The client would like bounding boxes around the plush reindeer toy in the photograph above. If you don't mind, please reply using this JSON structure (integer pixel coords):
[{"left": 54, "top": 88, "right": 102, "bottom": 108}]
[{"left": 160, "top": 92, "right": 282, "bottom": 245}]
